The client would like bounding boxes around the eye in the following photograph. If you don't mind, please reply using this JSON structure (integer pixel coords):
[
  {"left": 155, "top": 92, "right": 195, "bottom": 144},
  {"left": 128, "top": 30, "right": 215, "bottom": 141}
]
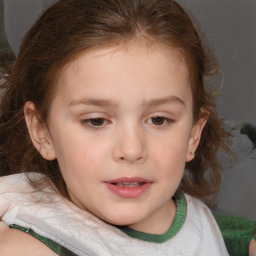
[
  {"left": 148, "top": 116, "right": 172, "bottom": 126},
  {"left": 81, "top": 118, "right": 108, "bottom": 127}
]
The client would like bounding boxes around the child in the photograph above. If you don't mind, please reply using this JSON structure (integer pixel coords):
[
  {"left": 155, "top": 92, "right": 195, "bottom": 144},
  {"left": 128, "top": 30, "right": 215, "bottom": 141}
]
[{"left": 0, "top": 0, "right": 254, "bottom": 255}]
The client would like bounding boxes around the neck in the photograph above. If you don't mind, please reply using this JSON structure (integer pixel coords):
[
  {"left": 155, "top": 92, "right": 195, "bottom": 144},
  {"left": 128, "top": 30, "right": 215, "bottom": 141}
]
[{"left": 128, "top": 199, "right": 176, "bottom": 235}]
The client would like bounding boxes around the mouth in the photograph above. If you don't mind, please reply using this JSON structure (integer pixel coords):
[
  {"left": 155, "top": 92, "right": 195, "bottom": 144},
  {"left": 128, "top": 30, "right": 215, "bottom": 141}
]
[
  {"left": 104, "top": 177, "right": 152, "bottom": 198},
  {"left": 114, "top": 182, "right": 145, "bottom": 188}
]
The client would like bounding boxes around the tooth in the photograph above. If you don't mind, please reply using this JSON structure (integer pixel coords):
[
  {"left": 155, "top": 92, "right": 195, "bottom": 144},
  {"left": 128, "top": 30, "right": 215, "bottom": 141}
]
[{"left": 114, "top": 182, "right": 145, "bottom": 188}]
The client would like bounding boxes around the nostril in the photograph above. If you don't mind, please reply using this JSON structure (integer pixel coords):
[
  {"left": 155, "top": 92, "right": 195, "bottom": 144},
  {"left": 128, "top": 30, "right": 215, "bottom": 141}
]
[
  {"left": 118, "top": 155, "right": 145, "bottom": 163},
  {"left": 113, "top": 133, "right": 146, "bottom": 163}
]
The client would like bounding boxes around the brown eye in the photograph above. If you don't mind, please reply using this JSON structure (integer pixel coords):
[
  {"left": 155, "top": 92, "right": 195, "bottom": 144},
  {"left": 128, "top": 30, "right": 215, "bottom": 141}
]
[
  {"left": 151, "top": 116, "right": 166, "bottom": 125},
  {"left": 83, "top": 118, "right": 106, "bottom": 127},
  {"left": 90, "top": 118, "right": 105, "bottom": 126}
]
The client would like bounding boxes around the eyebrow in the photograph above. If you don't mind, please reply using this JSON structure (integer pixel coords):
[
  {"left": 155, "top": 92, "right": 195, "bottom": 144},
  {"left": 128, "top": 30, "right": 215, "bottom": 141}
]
[
  {"left": 68, "top": 98, "right": 120, "bottom": 108},
  {"left": 142, "top": 95, "right": 185, "bottom": 108},
  {"left": 68, "top": 95, "right": 185, "bottom": 108}
]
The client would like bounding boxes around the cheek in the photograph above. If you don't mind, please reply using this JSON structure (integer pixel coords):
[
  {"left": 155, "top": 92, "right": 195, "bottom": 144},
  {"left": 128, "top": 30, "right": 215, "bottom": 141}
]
[
  {"left": 153, "top": 133, "right": 189, "bottom": 160},
  {"left": 57, "top": 137, "right": 110, "bottom": 180},
  {"left": 150, "top": 134, "right": 189, "bottom": 176},
  {"left": 157, "top": 147, "right": 186, "bottom": 173},
  {"left": 58, "top": 149, "right": 100, "bottom": 198}
]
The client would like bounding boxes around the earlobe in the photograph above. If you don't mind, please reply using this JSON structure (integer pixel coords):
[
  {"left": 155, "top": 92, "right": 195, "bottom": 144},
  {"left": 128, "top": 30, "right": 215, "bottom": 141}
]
[
  {"left": 186, "top": 117, "right": 207, "bottom": 162},
  {"left": 24, "top": 102, "right": 56, "bottom": 161}
]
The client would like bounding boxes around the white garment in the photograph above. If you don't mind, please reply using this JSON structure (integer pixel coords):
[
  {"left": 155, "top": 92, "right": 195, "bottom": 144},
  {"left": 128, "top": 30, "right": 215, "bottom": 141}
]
[{"left": 0, "top": 173, "right": 229, "bottom": 256}]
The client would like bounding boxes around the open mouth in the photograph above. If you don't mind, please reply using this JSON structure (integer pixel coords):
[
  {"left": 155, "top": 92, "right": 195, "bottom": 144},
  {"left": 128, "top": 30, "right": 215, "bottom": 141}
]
[
  {"left": 114, "top": 182, "right": 145, "bottom": 188},
  {"left": 105, "top": 177, "right": 152, "bottom": 198}
]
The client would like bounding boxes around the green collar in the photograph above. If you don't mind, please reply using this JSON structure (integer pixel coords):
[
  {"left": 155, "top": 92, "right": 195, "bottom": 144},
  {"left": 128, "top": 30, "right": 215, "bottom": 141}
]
[{"left": 117, "top": 191, "right": 187, "bottom": 243}]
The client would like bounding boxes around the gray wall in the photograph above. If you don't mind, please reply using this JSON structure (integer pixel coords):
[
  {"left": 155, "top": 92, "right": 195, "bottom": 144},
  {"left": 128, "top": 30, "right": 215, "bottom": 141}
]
[
  {"left": 178, "top": 0, "right": 256, "bottom": 126},
  {"left": 3, "top": 0, "right": 256, "bottom": 220},
  {"left": 4, "top": 0, "right": 256, "bottom": 125},
  {"left": 4, "top": 0, "right": 55, "bottom": 54},
  {"left": 177, "top": 0, "right": 256, "bottom": 220}
]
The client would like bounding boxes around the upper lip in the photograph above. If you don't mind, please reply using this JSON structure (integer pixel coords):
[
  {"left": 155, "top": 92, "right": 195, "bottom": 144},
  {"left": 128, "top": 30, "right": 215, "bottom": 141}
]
[{"left": 105, "top": 177, "right": 152, "bottom": 184}]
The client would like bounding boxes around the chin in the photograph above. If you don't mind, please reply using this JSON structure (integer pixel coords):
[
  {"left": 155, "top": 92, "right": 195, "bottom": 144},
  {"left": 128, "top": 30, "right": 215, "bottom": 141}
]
[{"left": 101, "top": 212, "right": 144, "bottom": 227}]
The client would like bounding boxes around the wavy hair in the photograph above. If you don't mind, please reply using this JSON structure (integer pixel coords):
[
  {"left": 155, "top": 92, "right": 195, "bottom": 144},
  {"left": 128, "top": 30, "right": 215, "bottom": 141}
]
[{"left": 0, "top": 0, "right": 232, "bottom": 206}]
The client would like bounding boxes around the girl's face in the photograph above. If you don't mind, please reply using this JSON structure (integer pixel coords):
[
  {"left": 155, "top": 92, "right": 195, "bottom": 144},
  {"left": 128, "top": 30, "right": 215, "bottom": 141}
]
[{"left": 27, "top": 44, "right": 206, "bottom": 234}]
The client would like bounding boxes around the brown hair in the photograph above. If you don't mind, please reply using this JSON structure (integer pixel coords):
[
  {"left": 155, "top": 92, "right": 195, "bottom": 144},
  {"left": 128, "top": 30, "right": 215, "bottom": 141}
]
[{"left": 0, "top": 0, "right": 231, "bottom": 206}]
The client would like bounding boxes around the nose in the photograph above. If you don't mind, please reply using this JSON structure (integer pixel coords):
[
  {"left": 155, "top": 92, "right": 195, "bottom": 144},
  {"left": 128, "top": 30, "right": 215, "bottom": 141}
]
[{"left": 113, "top": 125, "right": 147, "bottom": 164}]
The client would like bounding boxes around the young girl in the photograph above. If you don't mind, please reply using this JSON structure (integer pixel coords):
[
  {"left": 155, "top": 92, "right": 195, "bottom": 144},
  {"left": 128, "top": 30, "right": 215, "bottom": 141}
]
[{"left": 0, "top": 0, "right": 254, "bottom": 255}]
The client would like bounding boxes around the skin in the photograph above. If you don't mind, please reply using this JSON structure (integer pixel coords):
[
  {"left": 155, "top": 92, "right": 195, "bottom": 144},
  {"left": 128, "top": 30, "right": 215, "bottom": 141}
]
[
  {"left": 249, "top": 240, "right": 256, "bottom": 256},
  {"left": 0, "top": 222, "right": 57, "bottom": 255},
  {"left": 2, "top": 44, "right": 255, "bottom": 255},
  {"left": 1, "top": 222, "right": 255, "bottom": 255},
  {"left": 25, "top": 44, "right": 206, "bottom": 235}
]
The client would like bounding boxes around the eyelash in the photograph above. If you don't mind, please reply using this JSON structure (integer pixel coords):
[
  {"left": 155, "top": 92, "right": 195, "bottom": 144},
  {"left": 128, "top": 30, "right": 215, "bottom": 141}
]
[
  {"left": 81, "top": 116, "right": 173, "bottom": 128},
  {"left": 81, "top": 118, "right": 110, "bottom": 128},
  {"left": 147, "top": 116, "right": 174, "bottom": 126}
]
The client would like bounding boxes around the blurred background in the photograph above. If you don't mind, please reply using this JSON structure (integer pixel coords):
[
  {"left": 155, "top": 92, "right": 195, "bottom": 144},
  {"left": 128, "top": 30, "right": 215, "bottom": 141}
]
[{"left": 0, "top": 0, "right": 255, "bottom": 220}]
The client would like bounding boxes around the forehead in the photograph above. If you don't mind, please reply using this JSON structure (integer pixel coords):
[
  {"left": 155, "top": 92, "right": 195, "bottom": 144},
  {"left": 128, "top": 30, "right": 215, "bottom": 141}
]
[{"left": 54, "top": 44, "right": 191, "bottom": 106}]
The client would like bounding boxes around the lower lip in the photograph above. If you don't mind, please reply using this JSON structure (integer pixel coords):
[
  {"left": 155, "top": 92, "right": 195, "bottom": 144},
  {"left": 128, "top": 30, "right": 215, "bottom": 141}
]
[{"left": 105, "top": 182, "right": 152, "bottom": 198}]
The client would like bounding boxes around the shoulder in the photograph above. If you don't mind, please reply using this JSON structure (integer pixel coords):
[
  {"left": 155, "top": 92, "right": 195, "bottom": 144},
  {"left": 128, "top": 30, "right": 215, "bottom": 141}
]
[
  {"left": 0, "top": 221, "right": 57, "bottom": 256},
  {"left": 181, "top": 193, "right": 223, "bottom": 237},
  {"left": 185, "top": 194, "right": 220, "bottom": 230},
  {"left": 184, "top": 193, "right": 213, "bottom": 217},
  {"left": 184, "top": 194, "right": 229, "bottom": 255}
]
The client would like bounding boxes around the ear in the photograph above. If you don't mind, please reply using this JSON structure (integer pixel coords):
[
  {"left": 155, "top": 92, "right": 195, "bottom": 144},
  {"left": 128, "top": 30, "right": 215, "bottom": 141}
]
[
  {"left": 24, "top": 101, "right": 56, "bottom": 161},
  {"left": 186, "top": 116, "right": 207, "bottom": 162}
]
